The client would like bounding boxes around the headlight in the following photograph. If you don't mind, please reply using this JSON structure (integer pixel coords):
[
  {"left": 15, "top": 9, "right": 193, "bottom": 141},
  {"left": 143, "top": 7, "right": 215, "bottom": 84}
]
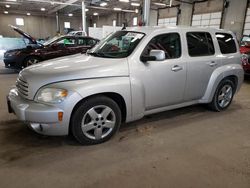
[
  {"left": 36, "top": 88, "right": 68, "bottom": 103},
  {"left": 6, "top": 51, "right": 21, "bottom": 57}
]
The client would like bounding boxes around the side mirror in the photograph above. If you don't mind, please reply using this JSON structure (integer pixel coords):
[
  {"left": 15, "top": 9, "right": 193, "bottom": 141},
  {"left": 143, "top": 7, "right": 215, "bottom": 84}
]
[
  {"left": 51, "top": 43, "right": 60, "bottom": 48},
  {"left": 149, "top": 50, "right": 165, "bottom": 61},
  {"left": 140, "top": 49, "right": 165, "bottom": 63},
  {"left": 26, "top": 45, "right": 32, "bottom": 50}
]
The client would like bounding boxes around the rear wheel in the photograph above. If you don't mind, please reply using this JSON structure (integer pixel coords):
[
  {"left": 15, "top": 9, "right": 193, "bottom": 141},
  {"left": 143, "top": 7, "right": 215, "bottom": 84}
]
[
  {"left": 71, "top": 96, "right": 121, "bottom": 145},
  {"left": 23, "top": 56, "right": 40, "bottom": 68},
  {"left": 208, "top": 79, "right": 235, "bottom": 111}
]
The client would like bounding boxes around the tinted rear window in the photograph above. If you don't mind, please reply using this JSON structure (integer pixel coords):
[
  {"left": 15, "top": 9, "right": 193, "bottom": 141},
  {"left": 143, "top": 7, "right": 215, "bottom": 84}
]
[
  {"left": 216, "top": 33, "right": 237, "bottom": 54},
  {"left": 186, "top": 32, "right": 215, "bottom": 57}
]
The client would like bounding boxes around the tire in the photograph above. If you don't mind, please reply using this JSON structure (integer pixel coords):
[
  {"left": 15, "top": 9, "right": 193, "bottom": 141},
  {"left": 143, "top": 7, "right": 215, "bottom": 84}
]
[
  {"left": 208, "top": 79, "right": 235, "bottom": 112},
  {"left": 71, "top": 96, "right": 121, "bottom": 145},
  {"left": 23, "top": 56, "right": 40, "bottom": 68}
]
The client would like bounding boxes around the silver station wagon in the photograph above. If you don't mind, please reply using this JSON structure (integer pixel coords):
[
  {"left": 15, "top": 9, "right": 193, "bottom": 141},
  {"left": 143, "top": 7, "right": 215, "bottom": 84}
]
[{"left": 7, "top": 26, "right": 244, "bottom": 144}]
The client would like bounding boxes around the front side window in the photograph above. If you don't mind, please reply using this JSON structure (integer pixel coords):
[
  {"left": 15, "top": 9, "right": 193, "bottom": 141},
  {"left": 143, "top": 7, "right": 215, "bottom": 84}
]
[
  {"left": 56, "top": 38, "right": 76, "bottom": 47},
  {"left": 88, "top": 31, "right": 145, "bottom": 58},
  {"left": 187, "top": 32, "right": 215, "bottom": 57},
  {"left": 142, "top": 33, "right": 181, "bottom": 59},
  {"left": 216, "top": 33, "right": 237, "bottom": 54}
]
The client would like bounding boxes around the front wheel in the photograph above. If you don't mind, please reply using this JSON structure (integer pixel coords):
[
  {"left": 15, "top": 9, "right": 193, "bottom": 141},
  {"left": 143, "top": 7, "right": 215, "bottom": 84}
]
[
  {"left": 71, "top": 96, "right": 121, "bottom": 145},
  {"left": 208, "top": 79, "right": 235, "bottom": 111},
  {"left": 23, "top": 56, "right": 40, "bottom": 68}
]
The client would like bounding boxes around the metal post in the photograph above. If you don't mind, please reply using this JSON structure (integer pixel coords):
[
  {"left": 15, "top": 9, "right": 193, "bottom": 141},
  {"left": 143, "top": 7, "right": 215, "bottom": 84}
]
[
  {"left": 56, "top": 12, "right": 60, "bottom": 33},
  {"left": 143, "top": 0, "right": 151, "bottom": 26},
  {"left": 82, "top": 0, "right": 86, "bottom": 32}
]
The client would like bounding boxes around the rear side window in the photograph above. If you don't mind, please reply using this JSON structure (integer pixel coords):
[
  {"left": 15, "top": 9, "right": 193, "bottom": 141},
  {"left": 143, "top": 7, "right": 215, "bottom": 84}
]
[
  {"left": 216, "top": 33, "right": 237, "bottom": 54},
  {"left": 87, "top": 39, "right": 97, "bottom": 46},
  {"left": 186, "top": 32, "right": 215, "bottom": 57},
  {"left": 78, "top": 38, "right": 87, "bottom": 45}
]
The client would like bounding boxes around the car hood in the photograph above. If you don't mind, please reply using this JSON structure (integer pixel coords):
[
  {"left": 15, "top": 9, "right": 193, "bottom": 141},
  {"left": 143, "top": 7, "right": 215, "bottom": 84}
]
[
  {"left": 20, "top": 54, "right": 129, "bottom": 99},
  {"left": 10, "top": 25, "right": 37, "bottom": 44},
  {"left": 5, "top": 45, "right": 42, "bottom": 55}
]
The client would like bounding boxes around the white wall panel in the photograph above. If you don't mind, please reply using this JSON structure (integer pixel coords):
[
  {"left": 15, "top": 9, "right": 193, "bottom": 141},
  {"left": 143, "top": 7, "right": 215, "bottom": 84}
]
[
  {"left": 193, "top": 14, "right": 202, "bottom": 20},
  {"left": 210, "top": 19, "right": 220, "bottom": 25},
  {"left": 244, "top": 9, "right": 250, "bottom": 35},
  {"left": 211, "top": 12, "right": 222, "bottom": 19},
  {"left": 158, "top": 16, "right": 177, "bottom": 26},
  {"left": 247, "top": 8, "right": 250, "bottom": 15},
  {"left": 192, "top": 11, "right": 221, "bottom": 28}
]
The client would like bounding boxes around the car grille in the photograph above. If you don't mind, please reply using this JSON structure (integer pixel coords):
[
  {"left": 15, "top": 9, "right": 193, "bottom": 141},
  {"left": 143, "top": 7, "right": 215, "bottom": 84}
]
[{"left": 16, "top": 75, "right": 29, "bottom": 98}]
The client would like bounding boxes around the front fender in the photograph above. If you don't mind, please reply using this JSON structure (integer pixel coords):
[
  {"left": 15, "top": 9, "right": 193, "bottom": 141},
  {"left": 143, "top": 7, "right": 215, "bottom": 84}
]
[
  {"left": 51, "top": 77, "right": 132, "bottom": 122},
  {"left": 200, "top": 64, "right": 244, "bottom": 103}
]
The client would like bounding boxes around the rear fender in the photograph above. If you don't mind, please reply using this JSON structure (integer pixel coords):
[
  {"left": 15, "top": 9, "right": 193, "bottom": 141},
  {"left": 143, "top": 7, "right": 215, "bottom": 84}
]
[{"left": 199, "top": 64, "right": 244, "bottom": 103}]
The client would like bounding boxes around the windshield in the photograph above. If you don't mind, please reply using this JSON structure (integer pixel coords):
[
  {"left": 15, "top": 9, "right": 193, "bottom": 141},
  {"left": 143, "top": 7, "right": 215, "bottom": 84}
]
[
  {"left": 88, "top": 31, "right": 145, "bottom": 58},
  {"left": 43, "top": 36, "right": 61, "bottom": 46}
]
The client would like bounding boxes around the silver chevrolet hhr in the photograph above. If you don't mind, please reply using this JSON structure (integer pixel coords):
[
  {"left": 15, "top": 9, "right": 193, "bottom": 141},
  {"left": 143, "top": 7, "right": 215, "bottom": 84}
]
[{"left": 7, "top": 26, "right": 244, "bottom": 145}]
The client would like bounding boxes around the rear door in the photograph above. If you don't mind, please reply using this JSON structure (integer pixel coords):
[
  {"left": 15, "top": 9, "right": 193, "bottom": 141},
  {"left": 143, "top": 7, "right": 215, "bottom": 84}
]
[
  {"left": 76, "top": 37, "right": 89, "bottom": 53},
  {"left": 184, "top": 31, "right": 220, "bottom": 101},
  {"left": 77, "top": 38, "right": 97, "bottom": 53}
]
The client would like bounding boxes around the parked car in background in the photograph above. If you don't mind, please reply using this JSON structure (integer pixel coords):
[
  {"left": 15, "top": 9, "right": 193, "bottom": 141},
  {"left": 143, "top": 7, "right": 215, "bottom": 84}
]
[
  {"left": 4, "top": 26, "right": 99, "bottom": 70},
  {"left": 0, "top": 37, "right": 35, "bottom": 61},
  {"left": 68, "top": 31, "right": 87, "bottom": 36},
  {"left": 240, "top": 35, "right": 250, "bottom": 76},
  {"left": 7, "top": 27, "right": 243, "bottom": 145}
]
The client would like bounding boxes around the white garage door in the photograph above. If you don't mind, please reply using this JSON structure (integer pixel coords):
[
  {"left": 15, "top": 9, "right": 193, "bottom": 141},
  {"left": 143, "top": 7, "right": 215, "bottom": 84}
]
[
  {"left": 243, "top": 8, "right": 250, "bottom": 35},
  {"left": 192, "top": 12, "right": 222, "bottom": 29},
  {"left": 158, "top": 17, "right": 177, "bottom": 26}
]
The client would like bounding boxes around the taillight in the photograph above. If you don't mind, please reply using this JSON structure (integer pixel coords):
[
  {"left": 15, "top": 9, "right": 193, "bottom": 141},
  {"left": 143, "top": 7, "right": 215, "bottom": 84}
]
[{"left": 241, "top": 54, "right": 249, "bottom": 65}]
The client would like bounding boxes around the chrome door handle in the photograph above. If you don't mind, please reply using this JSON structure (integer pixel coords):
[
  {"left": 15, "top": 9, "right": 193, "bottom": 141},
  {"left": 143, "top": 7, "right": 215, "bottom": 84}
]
[
  {"left": 208, "top": 61, "right": 217, "bottom": 67},
  {"left": 171, "top": 65, "right": 183, "bottom": 72}
]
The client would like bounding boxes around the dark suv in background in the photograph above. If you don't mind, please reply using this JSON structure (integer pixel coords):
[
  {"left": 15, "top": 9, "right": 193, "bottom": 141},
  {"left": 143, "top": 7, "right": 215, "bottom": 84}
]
[{"left": 4, "top": 26, "right": 99, "bottom": 70}]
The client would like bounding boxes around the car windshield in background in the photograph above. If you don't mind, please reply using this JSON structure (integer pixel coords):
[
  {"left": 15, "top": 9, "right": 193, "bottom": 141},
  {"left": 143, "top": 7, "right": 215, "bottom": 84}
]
[
  {"left": 241, "top": 35, "right": 250, "bottom": 46},
  {"left": 88, "top": 31, "right": 145, "bottom": 58},
  {"left": 0, "top": 38, "right": 27, "bottom": 50},
  {"left": 43, "top": 36, "right": 60, "bottom": 46},
  {"left": 0, "top": 38, "right": 27, "bottom": 60}
]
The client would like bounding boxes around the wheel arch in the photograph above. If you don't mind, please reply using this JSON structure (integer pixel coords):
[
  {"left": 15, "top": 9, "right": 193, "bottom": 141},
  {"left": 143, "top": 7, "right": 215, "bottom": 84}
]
[
  {"left": 200, "top": 64, "right": 244, "bottom": 103},
  {"left": 69, "top": 92, "right": 127, "bottom": 134},
  {"left": 22, "top": 55, "right": 43, "bottom": 66},
  {"left": 225, "top": 75, "right": 238, "bottom": 91}
]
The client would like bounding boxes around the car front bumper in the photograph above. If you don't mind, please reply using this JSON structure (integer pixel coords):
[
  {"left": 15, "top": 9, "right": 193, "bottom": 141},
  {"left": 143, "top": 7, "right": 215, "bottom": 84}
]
[
  {"left": 7, "top": 88, "right": 69, "bottom": 136},
  {"left": 4, "top": 56, "right": 23, "bottom": 70}
]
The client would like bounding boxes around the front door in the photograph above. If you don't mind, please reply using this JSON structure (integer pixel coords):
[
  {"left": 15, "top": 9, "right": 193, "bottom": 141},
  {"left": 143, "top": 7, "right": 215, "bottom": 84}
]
[{"left": 131, "top": 32, "right": 187, "bottom": 110}]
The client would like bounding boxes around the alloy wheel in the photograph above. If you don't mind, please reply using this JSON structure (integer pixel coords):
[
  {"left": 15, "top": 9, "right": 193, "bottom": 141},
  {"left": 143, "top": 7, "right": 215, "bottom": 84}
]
[
  {"left": 218, "top": 84, "right": 233, "bottom": 108},
  {"left": 81, "top": 105, "right": 116, "bottom": 140},
  {"left": 26, "top": 58, "right": 39, "bottom": 66}
]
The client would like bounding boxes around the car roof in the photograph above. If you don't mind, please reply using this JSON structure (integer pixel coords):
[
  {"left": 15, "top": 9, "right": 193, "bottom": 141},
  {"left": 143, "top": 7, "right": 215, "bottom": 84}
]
[
  {"left": 126, "top": 26, "right": 232, "bottom": 35},
  {"left": 59, "top": 35, "right": 98, "bottom": 40}
]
